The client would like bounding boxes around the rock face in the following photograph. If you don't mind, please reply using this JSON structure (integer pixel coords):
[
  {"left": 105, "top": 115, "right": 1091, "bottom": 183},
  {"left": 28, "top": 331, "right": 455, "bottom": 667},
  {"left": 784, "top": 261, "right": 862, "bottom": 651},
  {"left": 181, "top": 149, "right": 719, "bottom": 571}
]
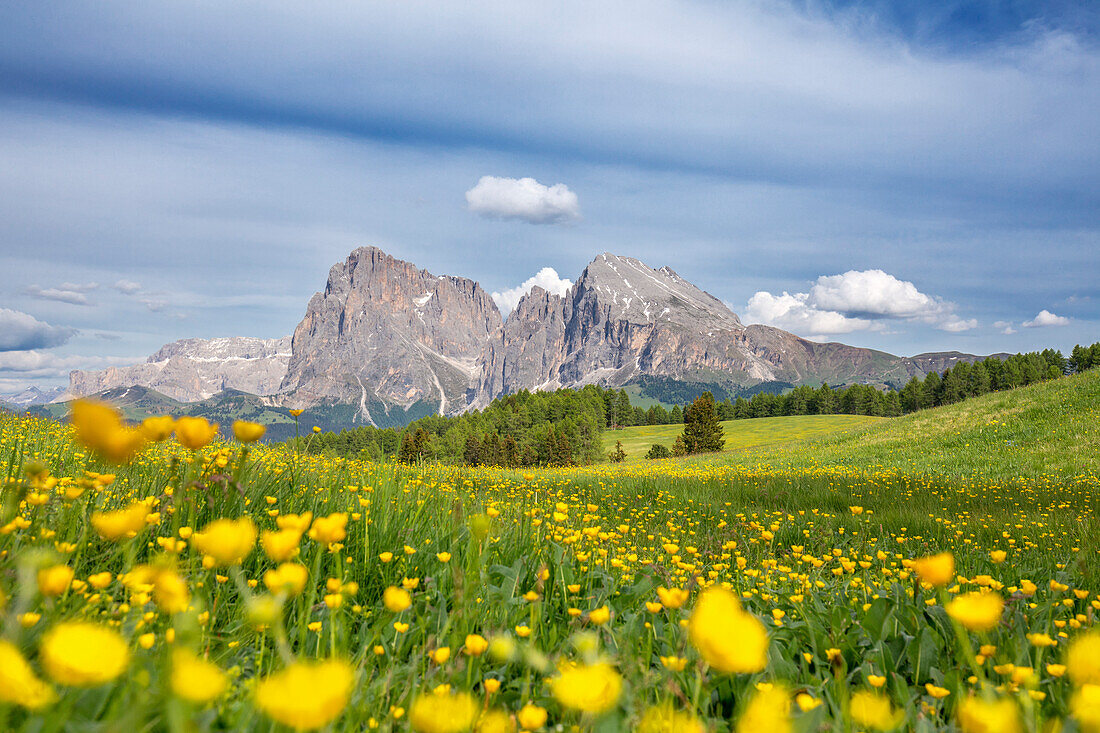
[
  {"left": 475, "top": 253, "right": 970, "bottom": 403},
  {"left": 280, "top": 247, "right": 502, "bottom": 422},
  {"left": 69, "top": 336, "right": 291, "bottom": 403},
  {"left": 63, "top": 247, "right": 993, "bottom": 422}
]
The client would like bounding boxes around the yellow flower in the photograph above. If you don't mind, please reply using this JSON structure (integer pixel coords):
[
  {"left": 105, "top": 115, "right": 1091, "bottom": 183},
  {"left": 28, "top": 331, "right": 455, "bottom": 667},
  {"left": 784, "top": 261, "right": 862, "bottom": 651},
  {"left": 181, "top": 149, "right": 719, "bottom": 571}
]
[
  {"left": 431, "top": 647, "right": 451, "bottom": 664},
  {"left": 0, "top": 640, "right": 56, "bottom": 709},
  {"left": 657, "top": 586, "right": 689, "bottom": 609},
  {"left": 737, "top": 684, "right": 790, "bottom": 733},
  {"left": 171, "top": 648, "right": 227, "bottom": 704},
  {"left": 436, "top": 552, "right": 452, "bottom": 562},
  {"left": 308, "top": 513, "right": 348, "bottom": 544},
  {"left": 262, "top": 528, "right": 303, "bottom": 561},
  {"left": 254, "top": 659, "right": 354, "bottom": 730},
  {"left": 516, "top": 703, "right": 547, "bottom": 731},
  {"left": 956, "top": 696, "right": 1021, "bottom": 733},
  {"left": 868, "top": 675, "right": 887, "bottom": 688},
  {"left": 91, "top": 501, "right": 151, "bottom": 541},
  {"left": 264, "top": 563, "right": 309, "bottom": 597},
  {"left": 193, "top": 517, "right": 256, "bottom": 566},
  {"left": 232, "top": 420, "right": 266, "bottom": 443},
  {"left": 925, "top": 684, "right": 951, "bottom": 699},
  {"left": 175, "top": 416, "right": 219, "bottom": 450},
  {"left": 589, "top": 606, "right": 611, "bottom": 625},
  {"left": 989, "top": 550, "right": 1007, "bottom": 564},
  {"left": 384, "top": 586, "right": 412, "bottom": 612},
  {"left": 849, "top": 691, "right": 902, "bottom": 731},
  {"left": 408, "top": 691, "right": 478, "bottom": 733},
  {"left": 484, "top": 678, "right": 501, "bottom": 694},
  {"left": 71, "top": 399, "right": 148, "bottom": 463},
  {"left": 276, "top": 512, "right": 314, "bottom": 532},
  {"left": 289, "top": 408, "right": 304, "bottom": 417},
  {"left": 550, "top": 662, "right": 622, "bottom": 713},
  {"left": 141, "top": 415, "right": 176, "bottom": 442},
  {"left": 1068, "top": 633, "right": 1100, "bottom": 686},
  {"left": 795, "top": 693, "right": 822, "bottom": 712},
  {"left": 1072, "top": 685, "right": 1100, "bottom": 733},
  {"left": 476, "top": 710, "right": 516, "bottom": 733},
  {"left": 1047, "top": 664, "right": 1067, "bottom": 678},
  {"left": 688, "top": 586, "right": 768, "bottom": 674},
  {"left": 465, "top": 634, "right": 489, "bottom": 656},
  {"left": 946, "top": 592, "right": 1004, "bottom": 632},
  {"left": 637, "top": 703, "right": 705, "bottom": 733},
  {"left": 37, "top": 564, "right": 74, "bottom": 597},
  {"left": 912, "top": 552, "right": 955, "bottom": 587},
  {"left": 87, "top": 571, "right": 113, "bottom": 589},
  {"left": 40, "top": 622, "right": 130, "bottom": 687},
  {"left": 1027, "top": 633, "right": 1057, "bottom": 648}
]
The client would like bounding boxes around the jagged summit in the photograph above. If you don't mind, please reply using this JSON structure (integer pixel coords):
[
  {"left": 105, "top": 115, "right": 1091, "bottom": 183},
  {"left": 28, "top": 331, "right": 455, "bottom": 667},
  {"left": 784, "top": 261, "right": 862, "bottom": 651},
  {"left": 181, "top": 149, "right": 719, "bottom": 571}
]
[
  {"left": 578, "top": 253, "right": 742, "bottom": 330},
  {"left": 279, "top": 246, "right": 502, "bottom": 422},
  {"left": 63, "top": 246, "right": 995, "bottom": 425},
  {"left": 69, "top": 336, "right": 291, "bottom": 403}
]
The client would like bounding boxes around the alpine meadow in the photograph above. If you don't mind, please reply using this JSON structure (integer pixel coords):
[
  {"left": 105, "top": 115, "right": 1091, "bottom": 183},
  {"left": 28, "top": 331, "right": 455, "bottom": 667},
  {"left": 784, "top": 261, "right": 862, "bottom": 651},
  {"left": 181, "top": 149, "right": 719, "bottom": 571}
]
[{"left": 2, "top": 2, "right": 1099, "bottom": 732}]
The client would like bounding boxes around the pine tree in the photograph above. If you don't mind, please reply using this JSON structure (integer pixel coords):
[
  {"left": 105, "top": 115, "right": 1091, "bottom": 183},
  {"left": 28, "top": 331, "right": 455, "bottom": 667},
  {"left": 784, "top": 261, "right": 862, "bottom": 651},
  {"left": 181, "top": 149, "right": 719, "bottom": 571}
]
[
  {"left": 608, "top": 440, "right": 626, "bottom": 463},
  {"left": 670, "top": 405, "right": 683, "bottom": 424},
  {"left": 681, "top": 392, "right": 725, "bottom": 453}
]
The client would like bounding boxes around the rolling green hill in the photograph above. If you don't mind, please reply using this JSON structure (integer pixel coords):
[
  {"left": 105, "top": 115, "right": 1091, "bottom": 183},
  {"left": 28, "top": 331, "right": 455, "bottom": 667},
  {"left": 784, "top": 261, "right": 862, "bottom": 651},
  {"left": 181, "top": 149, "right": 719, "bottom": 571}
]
[
  {"left": 603, "top": 413, "right": 883, "bottom": 461},
  {"left": 732, "top": 368, "right": 1100, "bottom": 482}
]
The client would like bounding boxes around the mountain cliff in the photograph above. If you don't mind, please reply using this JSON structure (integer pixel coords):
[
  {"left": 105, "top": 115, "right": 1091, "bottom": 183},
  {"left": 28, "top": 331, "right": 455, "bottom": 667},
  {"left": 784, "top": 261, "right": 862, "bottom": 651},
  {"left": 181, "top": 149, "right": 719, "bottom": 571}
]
[
  {"left": 68, "top": 336, "right": 291, "bottom": 403},
  {"left": 62, "top": 247, "right": 996, "bottom": 424},
  {"left": 279, "top": 246, "right": 501, "bottom": 423},
  {"left": 474, "top": 253, "right": 963, "bottom": 405}
]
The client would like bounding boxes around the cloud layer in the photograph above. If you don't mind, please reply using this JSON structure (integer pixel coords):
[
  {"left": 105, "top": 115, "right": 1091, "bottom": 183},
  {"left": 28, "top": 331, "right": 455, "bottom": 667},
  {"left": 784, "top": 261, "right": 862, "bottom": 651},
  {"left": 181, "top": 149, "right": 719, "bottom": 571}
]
[
  {"left": 0, "top": 309, "right": 75, "bottom": 351},
  {"left": 491, "top": 267, "right": 573, "bottom": 315},
  {"left": 466, "top": 176, "right": 579, "bottom": 224},
  {"left": 1023, "top": 309, "right": 1070, "bottom": 327},
  {"left": 744, "top": 269, "right": 976, "bottom": 337}
]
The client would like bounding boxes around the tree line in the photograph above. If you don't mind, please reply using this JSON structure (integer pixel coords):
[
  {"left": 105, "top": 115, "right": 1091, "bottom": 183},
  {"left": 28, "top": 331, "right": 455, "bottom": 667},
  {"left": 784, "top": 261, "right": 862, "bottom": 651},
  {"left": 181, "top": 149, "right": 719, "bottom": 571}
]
[{"left": 297, "top": 342, "right": 1099, "bottom": 466}]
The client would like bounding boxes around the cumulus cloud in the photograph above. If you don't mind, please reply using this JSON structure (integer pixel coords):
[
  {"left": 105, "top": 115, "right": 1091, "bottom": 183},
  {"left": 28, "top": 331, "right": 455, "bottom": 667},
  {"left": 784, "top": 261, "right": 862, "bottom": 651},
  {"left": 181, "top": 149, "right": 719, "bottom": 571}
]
[
  {"left": 465, "top": 176, "right": 579, "bottom": 224},
  {"left": 1022, "top": 309, "right": 1070, "bottom": 327},
  {"left": 993, "top": 320, "right": 1018, "bottom": 335},
  {"left": 113, "top": 279, "right": 142, "bottom": 294},
  {"left": 744, "top": 269, "right": 977, "bottom": 336},
  {"left": 0, "top": 309, "right": 76, "bottom": 351},
  {"left": 25, "top": 282, "right": 98, "bottom": 306},
  {"left": 744, "top": 291, "right": 874, "bottom": 337},
  {"left": 491, "top": 267, "right": 573, "bottom": 315},
  {"left": 0, "top": 351, "right": 137, "bottom": 379}
]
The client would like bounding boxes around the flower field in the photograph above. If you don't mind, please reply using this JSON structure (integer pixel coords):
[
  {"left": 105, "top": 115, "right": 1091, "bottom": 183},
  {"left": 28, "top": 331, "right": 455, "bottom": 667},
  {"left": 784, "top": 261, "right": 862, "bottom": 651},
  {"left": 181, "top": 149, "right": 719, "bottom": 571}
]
[{"left": 2, "top": 402, "right": 1100, "bottom": 732}]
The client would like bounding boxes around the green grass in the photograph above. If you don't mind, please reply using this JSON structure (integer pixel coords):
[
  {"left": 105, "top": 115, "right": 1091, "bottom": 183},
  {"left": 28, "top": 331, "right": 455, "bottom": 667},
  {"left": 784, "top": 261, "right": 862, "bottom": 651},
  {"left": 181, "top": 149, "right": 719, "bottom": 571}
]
[
  {"left": 603, "top": 414, "right": 883, "bottom": 461},
  {"left": 734, "top": 369, "right": 1100, "bottom": 483}
]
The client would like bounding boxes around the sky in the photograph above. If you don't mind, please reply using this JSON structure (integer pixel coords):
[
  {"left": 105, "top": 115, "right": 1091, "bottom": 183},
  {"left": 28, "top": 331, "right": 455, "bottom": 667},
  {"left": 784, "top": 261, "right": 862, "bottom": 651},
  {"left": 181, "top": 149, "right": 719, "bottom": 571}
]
[{"left": 0, "top": 1, "right": 1097, "bottom": 392}]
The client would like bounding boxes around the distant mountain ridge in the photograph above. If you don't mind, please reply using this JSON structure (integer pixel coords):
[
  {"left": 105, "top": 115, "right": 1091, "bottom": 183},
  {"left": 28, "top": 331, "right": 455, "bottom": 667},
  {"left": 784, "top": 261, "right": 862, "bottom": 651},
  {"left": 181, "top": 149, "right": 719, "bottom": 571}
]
[
  {"left": 59, "top": 246, "right": 1002, "bottom": 427},
  {"left": 68, "top": 336, "right": 291, "bottom": 402}
]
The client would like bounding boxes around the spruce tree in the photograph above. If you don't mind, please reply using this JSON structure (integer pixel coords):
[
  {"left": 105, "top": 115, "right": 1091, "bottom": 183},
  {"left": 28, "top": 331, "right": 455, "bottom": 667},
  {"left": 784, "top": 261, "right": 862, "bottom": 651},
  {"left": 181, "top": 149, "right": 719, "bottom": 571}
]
[{"left": 681, "top": 392, "right": 725, "bottom": 453}]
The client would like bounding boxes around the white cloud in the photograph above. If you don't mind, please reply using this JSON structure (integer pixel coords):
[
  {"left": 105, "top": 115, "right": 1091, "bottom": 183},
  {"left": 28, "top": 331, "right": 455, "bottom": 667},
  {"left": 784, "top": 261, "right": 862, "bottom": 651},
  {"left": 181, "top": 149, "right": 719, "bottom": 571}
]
[
  {"left": 25, "top": 282, "right": 98, "bottom": 306},
  {"left": 1022, "top": 309, "right": 1070, "bottom": 327},
  {"left": 0, "top": 309, "right": 76, "bottom": 351},
  {"left": 0, "top": 351, "right": 138, "bottom": 379},
  {"left": 745, "top": 269, "right": 977, "bottom": 336},
  {"left": 993, "top": 320, "right": 1017, "bottom": 335},
  {"left": 465, "top": 176, "right": 579, "bottom": 224},
  {"left": 744, "top": 291, "right": 874, "bottom": 336},
  {"left": 492, "top": 267, "right": 573, "bottom": 315},
  {"left": 113, "top": 279, "right": 142, "bottom": 294}
]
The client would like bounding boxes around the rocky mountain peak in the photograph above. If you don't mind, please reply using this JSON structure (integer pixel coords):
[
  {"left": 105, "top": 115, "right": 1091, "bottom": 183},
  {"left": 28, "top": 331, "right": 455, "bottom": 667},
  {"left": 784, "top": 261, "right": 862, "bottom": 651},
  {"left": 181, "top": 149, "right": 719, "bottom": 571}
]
[
  {"left": 574, "top": 253, "right": 743, "bottom": 330},
  {"left": 69, "top": 336, "right": 291, "bottom": 403},
  {"left": 280, "top": 246, "right": 502, "bottom": 421}
]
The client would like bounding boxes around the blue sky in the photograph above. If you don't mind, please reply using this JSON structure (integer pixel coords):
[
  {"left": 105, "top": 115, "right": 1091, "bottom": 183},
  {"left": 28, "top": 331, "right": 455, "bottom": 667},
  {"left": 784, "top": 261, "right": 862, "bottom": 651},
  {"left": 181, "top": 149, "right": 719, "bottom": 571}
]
[{"left": 0, "top": 1, "right": 1097, "bottom": 391}]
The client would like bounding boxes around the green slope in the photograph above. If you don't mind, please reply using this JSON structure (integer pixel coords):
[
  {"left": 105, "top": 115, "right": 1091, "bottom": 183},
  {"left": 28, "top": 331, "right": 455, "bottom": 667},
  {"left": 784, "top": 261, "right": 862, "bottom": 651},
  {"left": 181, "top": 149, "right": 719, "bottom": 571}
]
[
  {"left": 603, "top": 414, "right": 883, "bottom": 461},
  {"left": 733, "top": 369, "right": 1100, "bottom": 482}
]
